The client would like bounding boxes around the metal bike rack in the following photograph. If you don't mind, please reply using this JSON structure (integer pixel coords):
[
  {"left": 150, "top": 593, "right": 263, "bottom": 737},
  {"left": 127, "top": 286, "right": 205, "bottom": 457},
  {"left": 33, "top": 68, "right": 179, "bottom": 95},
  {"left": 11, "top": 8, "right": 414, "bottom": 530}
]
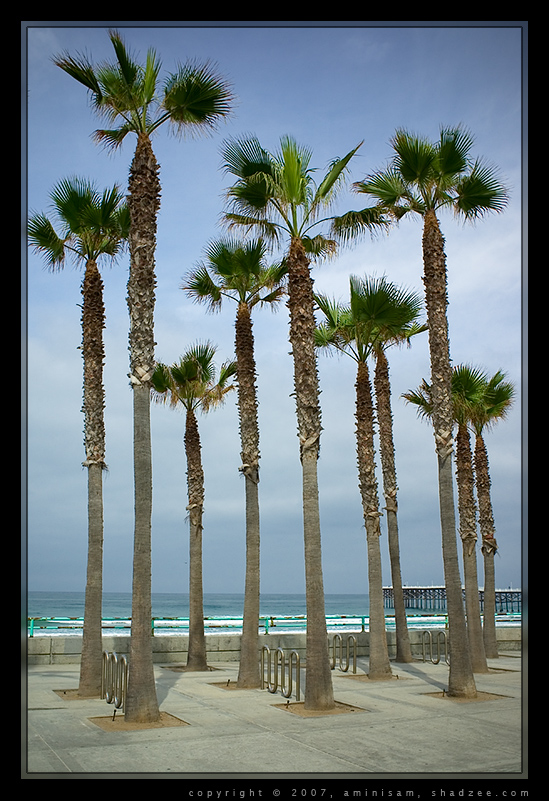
[
  {"left": 101, "top": 650, "right": 129, "bottom": 714},
  {"left": 330, "top": 634, "right": 357, "bottom": 673},
  {"left": 420, "top": 630, "right": 450, "bottom": 665},
  {"left": 261, "top": 646, "right": 301, "bottom": 701}
]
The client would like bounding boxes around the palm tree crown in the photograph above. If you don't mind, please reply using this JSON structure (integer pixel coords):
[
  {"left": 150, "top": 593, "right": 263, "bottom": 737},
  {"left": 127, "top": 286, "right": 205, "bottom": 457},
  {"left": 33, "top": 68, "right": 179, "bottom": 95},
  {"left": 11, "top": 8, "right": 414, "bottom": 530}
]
[
  {"left": 470, "top": 370, "right": 515, "bottom": 436},
  {"left": 221, "top": 133, "right": 385, "bottom": 254},
  {"left": 28, "top": 176, "right": 130, "bottom": 267},
  {"left": 54, "top": 30, "right": 233, "bottom": 149},
  {"left": 152, "top": 342, "right": 237, "bottom": 414},
  {"left": 315, "top": 274, "right": 425, "bottom": 361},
  {"left": 352, "top": 126, "right": 508, "bottom": 222},
  {"left": 183, "top": 237, "right": 287, "bottom": 310}
]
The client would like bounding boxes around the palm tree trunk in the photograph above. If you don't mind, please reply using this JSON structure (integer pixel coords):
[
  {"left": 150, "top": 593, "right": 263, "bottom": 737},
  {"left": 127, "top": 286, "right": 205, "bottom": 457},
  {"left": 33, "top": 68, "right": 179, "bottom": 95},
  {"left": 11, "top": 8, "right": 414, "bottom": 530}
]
[
  {"left": 356, "top": 360, "right": 392, "bottom": 679},
  {"left": 235, "top": 302, "right": 261, "bottom": 688},
  {"left": 185, "top": 408, "right": 208, "bottom": 671},
  {"left": 374, "top": 350, "right": 412, "bottom": 663},
  {"left": 78, "top": 462, "right": 104, "bottom": 695},
  {"left": 125, "top": 382, "right": 160, "bottom": 721},
  {"left": 475, "top": 432, "right": 499, "bottom": 658},
  {"left": 78, "top": 258, "right": 106, "bottom": 696},
  {"left": 422, "top": 210, "right": 476, "bottom": 698},
  {"left": 287, "top": 238, "right": 334, "bottom": 711},
  {"left": 124, "top": 133, "right": 161, "bottom": 722},
  {"left": 456, "top": 424, "right": 488, "bottom": 672}
]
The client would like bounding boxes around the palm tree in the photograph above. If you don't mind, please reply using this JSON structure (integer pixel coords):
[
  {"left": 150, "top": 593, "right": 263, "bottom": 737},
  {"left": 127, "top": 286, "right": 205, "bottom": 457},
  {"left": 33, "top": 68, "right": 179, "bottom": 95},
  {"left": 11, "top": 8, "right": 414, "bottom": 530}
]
[
  {"left": 403, "top": 367, "right": 490, "bottom": 673},
  {"left": 151, "top": 344, "right": 236, "bottom": 671},
  {"left": 452, "top": 366, "right": 490, "bottom": 672},
  {"left": 28, "top": 177, "right": 129, "bottom": 697},
  {"left": 349, "top": 126, "right": 508, "bottom": 697},
  {"left": 182, "top": 237, "right": 287, "bottom": 687},
  {"left": 220, "top": 134, "right": 385, "bottom": 709},
  {"left": 470, "top": 370, "right": 516, "bottom": 658},
  {"left": 55, "top": 30, "right": 233, "bottom": 721},
  {"left": 315, "top": 275, "right": 423, "bottom": 677},
  {"left": 371, "top": 298, "right": 427, "bottom": 664}
]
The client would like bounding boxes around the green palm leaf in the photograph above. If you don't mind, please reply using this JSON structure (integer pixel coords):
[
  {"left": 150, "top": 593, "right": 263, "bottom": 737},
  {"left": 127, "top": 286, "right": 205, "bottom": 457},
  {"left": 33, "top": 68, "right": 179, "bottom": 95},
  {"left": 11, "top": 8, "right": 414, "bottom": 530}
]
[
  {"left": 454, "top": 160, "right": 509, "bottom": 218},
  {"left": 28, "top": 177, "right": 129, "bottom": 268},
  {"left": 315, "top": 141, "right": 363, "bottom": 202}
]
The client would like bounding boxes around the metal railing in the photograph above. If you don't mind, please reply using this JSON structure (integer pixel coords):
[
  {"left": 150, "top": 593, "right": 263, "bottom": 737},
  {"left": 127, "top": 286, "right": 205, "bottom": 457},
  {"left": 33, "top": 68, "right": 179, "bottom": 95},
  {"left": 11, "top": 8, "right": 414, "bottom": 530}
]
[
  {"left": 420, "top": 630, "right": 450, "bottom": 665},
  {"left": 101, "top": 650, "right": 128, "bottom": 715},
  {"left": 330, "top": 633, "right": 357, "bottom": 673},
  {"left": 261, "top": 646, "right": 301, "bottom": 701}
]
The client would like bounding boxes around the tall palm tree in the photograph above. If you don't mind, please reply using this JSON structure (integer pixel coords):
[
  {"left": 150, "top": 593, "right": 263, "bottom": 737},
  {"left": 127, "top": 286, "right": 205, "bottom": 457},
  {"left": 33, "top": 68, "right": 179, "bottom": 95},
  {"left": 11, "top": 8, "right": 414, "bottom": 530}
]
[
  {"left": 28, "top": 177, "right": 129, "bottom": 697},
  {"left": 151, "top": 344, "right": 236, "bottom": 671},
  {"left": 55, "top": 30, "right": 233, "bottom": 721},
  {"left": 348, "top": 126, "right": 508, "bottom": 697},
  {"left": 403, "top": 367, "right": 490, "bottom": 673},
  {"left": 182, "top": 237, "right": 287, "bottom": 688},
  {"left": 220, "top": 134, "right": 385, "bottom": 709},
  {"left": 452, "top": 366, "right": 490, "bottom": 672},
  {"left": 315, "top": 275, "right": 422, "bottom": 677},
  {"left": 470, "top": 370, "right": 516, "bottom": 658},
  {"left": 371, "top": 299, "right": 427, "bottom": 664}
]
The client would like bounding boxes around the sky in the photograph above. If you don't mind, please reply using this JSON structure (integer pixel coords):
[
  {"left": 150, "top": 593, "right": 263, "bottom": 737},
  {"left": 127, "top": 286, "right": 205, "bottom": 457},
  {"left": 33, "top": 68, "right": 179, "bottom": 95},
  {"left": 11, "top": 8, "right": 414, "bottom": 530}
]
[{"left": 23, "top": 21, "right": 526, "bottom": 598}]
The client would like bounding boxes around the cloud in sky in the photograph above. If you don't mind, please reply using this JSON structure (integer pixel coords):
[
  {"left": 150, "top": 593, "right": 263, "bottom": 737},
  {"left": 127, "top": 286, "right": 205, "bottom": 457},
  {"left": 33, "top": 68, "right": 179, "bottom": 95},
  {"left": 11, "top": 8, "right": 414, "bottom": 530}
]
[{"left": 23, "top": 21, "right": 525, "bottom": 595}]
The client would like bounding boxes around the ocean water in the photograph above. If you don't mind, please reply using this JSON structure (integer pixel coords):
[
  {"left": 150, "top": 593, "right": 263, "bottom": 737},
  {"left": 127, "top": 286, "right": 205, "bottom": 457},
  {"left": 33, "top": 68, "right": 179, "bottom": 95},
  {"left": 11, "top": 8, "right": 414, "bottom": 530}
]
[
  {"left": 26, "top": 592, "right": 375, "bottom": 620},
  {"left": 25, "top": 591, "right": 520, "bottom": 636}
]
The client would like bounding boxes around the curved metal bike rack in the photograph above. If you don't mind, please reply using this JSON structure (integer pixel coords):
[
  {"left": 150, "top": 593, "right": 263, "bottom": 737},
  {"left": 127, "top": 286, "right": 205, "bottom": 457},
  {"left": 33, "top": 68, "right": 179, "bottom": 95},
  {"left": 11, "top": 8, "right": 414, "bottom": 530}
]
[
  {"left": 261, "top": 646, "right": 301, "bottom": 701},
  {"left": 101, "top": 650, "right": 129, "bottom": 713},
  {"left": 330, "top": 634, "right": 357, "bottom": 673},
  {"left": 420, "top": 630, "right": 450, "bottom": 665}
]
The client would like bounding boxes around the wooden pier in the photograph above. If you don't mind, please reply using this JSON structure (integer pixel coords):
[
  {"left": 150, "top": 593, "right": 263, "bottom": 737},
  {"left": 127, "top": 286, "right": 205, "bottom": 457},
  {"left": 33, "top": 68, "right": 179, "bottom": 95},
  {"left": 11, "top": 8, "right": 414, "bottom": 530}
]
[{"left": 383, "top": 586, "right": 521, "bottom": 613}]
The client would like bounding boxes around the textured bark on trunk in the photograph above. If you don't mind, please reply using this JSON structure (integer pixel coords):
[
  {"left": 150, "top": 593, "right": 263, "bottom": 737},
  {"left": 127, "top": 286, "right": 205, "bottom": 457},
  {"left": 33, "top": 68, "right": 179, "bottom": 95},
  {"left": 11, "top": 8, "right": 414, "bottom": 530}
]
[
  {"left": 235, "top": 302, "right": 261, "bottom": 688},
  {"left": 124, "top": 134, "right": 161, "bottom": 722},
  {"left": 125, "top": 383, "right": 159, "bottom": 722},
  {"left": 185, "top": 408, "right": 208, "bottom": 671},
  {"left": 78, "top": 462, "right": 104, "bottom": 695},
  {"left": 78, "top": 259, "right": 106, "bottom": 696},
  {"left": 456, "top": 424, "right": 488, "bottom": 673},
  {"left": 374, "top": 350, "right": 412, "bottom": 663},
  {"left": 287, "top": 238, "right": 334, "bottom": 710},
  {"left": 422, "top": 210, "right": 476, "bottom": 698},
  {"left": 356, "top": 360, "right": 392, "bottom": 679},
  {"left": 475, "top": 433, "right": 499, "bottom": 658}
]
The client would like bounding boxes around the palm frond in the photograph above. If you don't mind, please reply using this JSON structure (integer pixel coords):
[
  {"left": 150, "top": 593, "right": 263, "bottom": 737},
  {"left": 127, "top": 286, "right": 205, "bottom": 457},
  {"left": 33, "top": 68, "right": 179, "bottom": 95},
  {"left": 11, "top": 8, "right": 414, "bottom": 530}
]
[
  {"left": 182, "top": 266, "right": 224, "bottom": 311},
  {"left": 330, "top": 206, "right": 390, "bottom": 243},
  {"left": 301, "top": 234, "right": 338, "bottom": 259},
  {"left": 402, "top": 379, "right": 433, "bottom": 420},
  {"left": 314, "top": 140, "right": 362, "bottom": 203},
  {"left": 161, "top": 59, "right": 233, "bottom": 133},
  {"left": 480, "top": 370, "right": 515, "bottom": 426},
  {"left": 453, "top": 160, "right": 509, "bottom": 219},
  {"left": 391, "top": 129, "right": 437, "bottom": 186},
  {"left": 108, "top": 29, "right": 142, "bottom": 90},
  {"left": 354, "top": 168, "right": 416, "bottom": 210},
  {"left": 27, "top": 213, "right": 68, "bottom": 269},
  {"left": 53, "top": 51, "right": 103, "bottom": 97},
  {"left": 221, "top": 134, "right": 273, "bottom": 180},
  {"left": 92, "top": 125, "right": 133, "bottom": 150},
  {"left": 224, "top": 212, "right": 282, "bottom": 243},
  {"left": 436, "top": 126, "right": 475, "bottom": 177}
]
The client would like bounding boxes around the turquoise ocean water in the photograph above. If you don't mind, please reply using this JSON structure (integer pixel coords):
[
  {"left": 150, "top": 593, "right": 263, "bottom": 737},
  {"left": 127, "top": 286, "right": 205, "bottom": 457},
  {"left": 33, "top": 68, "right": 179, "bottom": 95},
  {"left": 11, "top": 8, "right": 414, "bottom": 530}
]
[{"left": 26, "top": 592, "right": 377, "bottom": 620}]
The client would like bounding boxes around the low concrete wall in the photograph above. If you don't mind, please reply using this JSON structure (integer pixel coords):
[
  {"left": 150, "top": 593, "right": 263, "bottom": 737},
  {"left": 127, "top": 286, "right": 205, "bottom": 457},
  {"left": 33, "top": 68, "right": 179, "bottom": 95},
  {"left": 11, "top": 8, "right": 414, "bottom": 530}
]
[{"left": 26, "top": 626, "right": 521, "bottom": 666}]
